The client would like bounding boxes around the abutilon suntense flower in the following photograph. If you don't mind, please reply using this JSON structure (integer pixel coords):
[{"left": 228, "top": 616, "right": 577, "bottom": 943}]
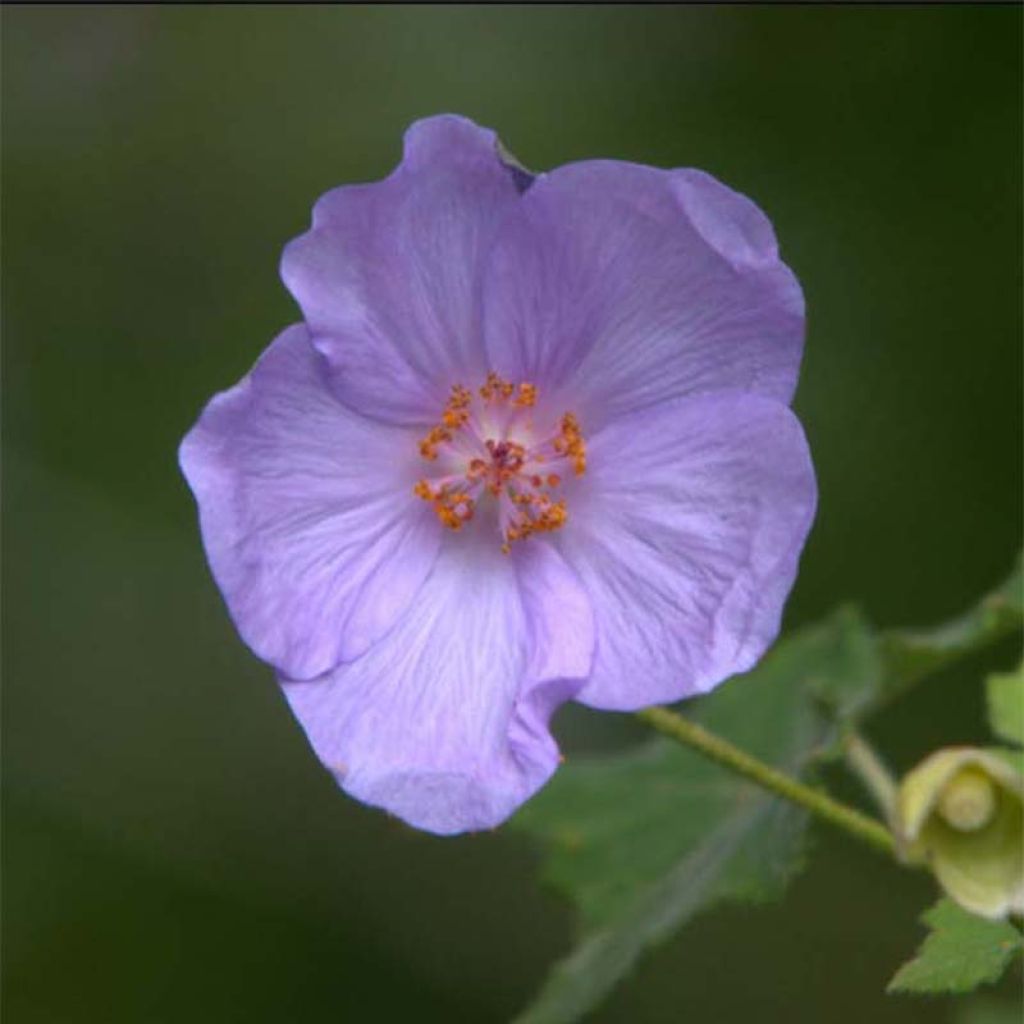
[{"left": 179, "top": 115, "right": 817, "bottom": 835}]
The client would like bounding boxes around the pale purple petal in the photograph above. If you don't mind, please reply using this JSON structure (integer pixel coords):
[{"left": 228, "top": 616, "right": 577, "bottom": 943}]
[
  {"left": 557, "top": 392, "right": 816, "bottom": 710},
  {"left": 181, "top": 114, "right": 818, "bottom": 835},
  {"left": 280, "top": 115, "right": 525, "bottom": 426},
  {"left": 179, "top": 324, "right": 440, "bottom": 681},
  {"left": 281, "top": 538, "right": 594, "bottom": 835},
  {"left": 482, "top": 160, "right": 803, "bottom": 430}
]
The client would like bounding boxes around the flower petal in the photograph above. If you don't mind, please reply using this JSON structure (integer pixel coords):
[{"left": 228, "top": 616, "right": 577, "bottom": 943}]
[
  {"left": 482, "top": 160, "right": 804, "bottom": 430},
  {"left": 558, "top": 392, "right": 816, "bottom": 709},
  {"left": 281, "top": 115, "right": 526, "bottom": 426},
  {"left": 281, "top": 538, "right": 594, "bottom": 835},
  {"left": 179, "top": 324, "right": 440, "bottom": 681}
]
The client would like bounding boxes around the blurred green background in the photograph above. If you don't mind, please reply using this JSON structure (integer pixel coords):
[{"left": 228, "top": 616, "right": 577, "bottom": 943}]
[{"left": 3, "top": 6, "right": 1021, "bottom": 1022}]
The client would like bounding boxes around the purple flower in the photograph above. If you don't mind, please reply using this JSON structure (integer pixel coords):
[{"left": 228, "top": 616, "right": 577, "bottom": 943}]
[{"left": 179, "top": 115, "right": 816, "bottom": 835}]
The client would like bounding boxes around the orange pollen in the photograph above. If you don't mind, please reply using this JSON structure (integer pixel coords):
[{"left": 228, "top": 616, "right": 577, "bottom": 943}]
[
  {"left": 413, "top": 373, "right": 587, "bottom": 552},
  {"left": 553, "top": 412, "right": 587, "bottom": 476}
]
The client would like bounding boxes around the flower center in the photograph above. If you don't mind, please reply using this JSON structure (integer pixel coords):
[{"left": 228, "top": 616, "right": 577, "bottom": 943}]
[{"left": 414, "top": 372, "right": 586, "bottom": 553}]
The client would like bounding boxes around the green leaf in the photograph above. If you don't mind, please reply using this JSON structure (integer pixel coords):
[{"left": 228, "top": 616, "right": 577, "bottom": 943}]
[
  {"left": 513, "top": 609, "right": 877, "bottom": 1024},
  {"left": 987, "top": 662, "right": 1024, "bottom": 747},
  {"left": 888, "top": 898, "right": 1023, "bottom": 995},
  {"left": 797, "top": 604, "right": 884, "bottom": 756},
  {"left": 880, "top": 556, "right": 1023, "bottom": 701},
  {"left": 792, "top": 557, "right": 1022, "bottom": 759}
]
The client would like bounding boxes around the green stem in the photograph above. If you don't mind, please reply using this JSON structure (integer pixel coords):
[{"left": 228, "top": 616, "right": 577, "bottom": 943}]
[
  {"left": 636, "top": 706, "right": 897, "bottom": 858},
  {"left": 844, "top": 731, "right": 898, "bottom": 826}
]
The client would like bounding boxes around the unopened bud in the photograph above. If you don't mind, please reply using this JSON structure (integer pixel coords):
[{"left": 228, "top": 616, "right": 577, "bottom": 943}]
[{"left": 896, "top": 748, "right": 1023, "bottom": 920}]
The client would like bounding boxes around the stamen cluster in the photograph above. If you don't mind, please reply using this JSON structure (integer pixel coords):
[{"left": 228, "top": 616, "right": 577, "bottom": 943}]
[{"left": 414, "top": 373, "right": 586, "bottom": 552}]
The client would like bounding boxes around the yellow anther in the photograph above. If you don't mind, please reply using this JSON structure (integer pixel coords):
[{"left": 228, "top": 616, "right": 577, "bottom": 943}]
[
  {"left": 514, "top": 383, "right": 537, "bottom": 408},
  {"left": 414, "top": 479, "right": 476, "bottom": 532},
  {"left": 555, "top": 412, "right": 587, "bottom": 476}
]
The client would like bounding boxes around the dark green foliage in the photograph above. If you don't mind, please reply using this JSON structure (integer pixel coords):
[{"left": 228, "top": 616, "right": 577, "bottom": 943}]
[
  {"left": 888, "top": 900, "right": 1023, "bottom": 995},
  {"left": 516, "top": 561, "right": 1023, "bottom": 1022}
]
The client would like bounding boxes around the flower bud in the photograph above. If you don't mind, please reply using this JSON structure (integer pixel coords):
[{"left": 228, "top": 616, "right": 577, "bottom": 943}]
[{"left": 896, "top": 748, "right": 1023, "bottom": 920}]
